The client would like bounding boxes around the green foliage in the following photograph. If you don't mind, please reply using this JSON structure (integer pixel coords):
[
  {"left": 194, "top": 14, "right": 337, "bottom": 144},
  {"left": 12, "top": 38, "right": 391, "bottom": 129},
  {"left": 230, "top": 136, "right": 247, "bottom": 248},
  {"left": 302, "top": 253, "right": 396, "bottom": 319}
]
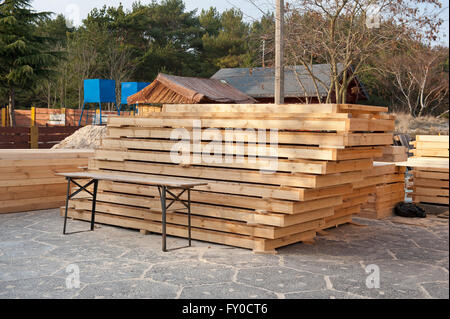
[
  {"left": 0, "top": 0, "right": 59, "bottom": 91},
  {"left": 198, "top": 8, "right": 252, "bottom": 77}
]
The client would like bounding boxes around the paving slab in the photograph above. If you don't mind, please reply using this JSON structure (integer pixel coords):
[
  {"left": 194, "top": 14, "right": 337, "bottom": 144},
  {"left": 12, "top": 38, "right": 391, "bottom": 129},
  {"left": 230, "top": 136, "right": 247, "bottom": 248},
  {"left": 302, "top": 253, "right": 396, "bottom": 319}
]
[
  {"left": 180, "top": 282, "right": 277, "bottom": 299},
  {"left": 0, "top": 209, "right": 448, "bottom": 299},
  {"left": 74, "top": 279, "right": 179, "bottom": 299}
]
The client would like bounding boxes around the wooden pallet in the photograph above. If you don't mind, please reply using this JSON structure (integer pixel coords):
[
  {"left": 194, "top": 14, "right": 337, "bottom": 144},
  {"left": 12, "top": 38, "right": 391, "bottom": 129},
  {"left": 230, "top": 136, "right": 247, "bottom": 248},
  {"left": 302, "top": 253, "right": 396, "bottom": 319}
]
[
  {"left": 408, "top": 135, "right": 449, "bottom": 206},
  {"left": 0, "top": 149, "right": 93, "bottom": 214},
  {"left": 64, "top": 103, "right": 394, "bottom": 252},
  {"left": 410, "top": 135, "right": 449, "bottom": 158},
  {"left": 410, "top": 167, "right": 449, "bottom": 206}
]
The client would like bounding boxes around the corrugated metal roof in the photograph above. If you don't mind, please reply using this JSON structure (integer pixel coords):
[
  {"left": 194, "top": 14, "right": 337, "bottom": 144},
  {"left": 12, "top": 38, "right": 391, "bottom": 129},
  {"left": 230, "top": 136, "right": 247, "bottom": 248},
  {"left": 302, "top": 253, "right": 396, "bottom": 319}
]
[
  {"left": 211, "top": 64, "right": 348, "bottom": 98},
  {"left": 127, "top": 73, "right": 256, "bottom": 105}
]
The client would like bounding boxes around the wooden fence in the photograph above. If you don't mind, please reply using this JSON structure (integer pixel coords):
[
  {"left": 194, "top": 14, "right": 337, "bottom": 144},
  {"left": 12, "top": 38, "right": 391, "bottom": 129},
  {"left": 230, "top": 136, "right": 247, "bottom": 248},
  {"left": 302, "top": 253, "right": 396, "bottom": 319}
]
[
  {"left": 0, "top": 126, "right": 80, "bottom": 149},
  {"left": 1, "top": 107, "right": 133, "bottom": 127}
]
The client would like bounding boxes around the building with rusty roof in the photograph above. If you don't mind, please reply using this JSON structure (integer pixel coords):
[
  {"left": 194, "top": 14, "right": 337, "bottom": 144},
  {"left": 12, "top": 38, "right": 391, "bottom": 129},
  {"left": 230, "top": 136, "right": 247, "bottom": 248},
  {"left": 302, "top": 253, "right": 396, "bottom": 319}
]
[{"left": 127, "top": 73, "right": 256, "bottom": 105}]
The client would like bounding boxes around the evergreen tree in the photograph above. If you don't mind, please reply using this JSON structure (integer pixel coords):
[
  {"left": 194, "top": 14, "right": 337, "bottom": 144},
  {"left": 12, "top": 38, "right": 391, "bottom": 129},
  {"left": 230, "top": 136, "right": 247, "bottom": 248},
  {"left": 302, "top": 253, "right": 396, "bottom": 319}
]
[
  {"left": 199, "top": 8, "right": 251, "bottom": 77},
  {"left": 0, "top": 0, "right": 58, "bottom": 125}
]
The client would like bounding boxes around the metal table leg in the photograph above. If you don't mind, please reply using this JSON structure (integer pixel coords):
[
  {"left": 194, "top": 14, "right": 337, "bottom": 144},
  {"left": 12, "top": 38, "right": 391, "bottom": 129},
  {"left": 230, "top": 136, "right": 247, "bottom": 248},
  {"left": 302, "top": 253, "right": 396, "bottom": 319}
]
[
  {"left": 62, "top": 178, "right": 97, "bottom": 235},
  {"left": 188, "top": 188, "right": 191, "bottom": 247},
  {"left": 91, "top": 180, "right": 98, "bottom": 231},
  {"left": 63, "top": 177, "right": 71, "bottom": 235},
  {"left": 160, "top": 186, "right": 167, "bottom": 252}
]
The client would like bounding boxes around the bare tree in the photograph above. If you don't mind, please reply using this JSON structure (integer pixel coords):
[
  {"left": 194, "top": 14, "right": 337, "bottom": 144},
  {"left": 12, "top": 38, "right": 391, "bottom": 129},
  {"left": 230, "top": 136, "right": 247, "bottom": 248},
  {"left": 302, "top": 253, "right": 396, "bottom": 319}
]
[
  {"left": 382, "top": 43, "right": 448, "bottom": 116},
  {"left": 67, "top": 30, "right": 100, "bottom": 109},
  {"left": 104, "top": 37, "right": 137, "bottom": 110},
  {"left": 247, "top": 0, "right": 443, "bottom": 104}
]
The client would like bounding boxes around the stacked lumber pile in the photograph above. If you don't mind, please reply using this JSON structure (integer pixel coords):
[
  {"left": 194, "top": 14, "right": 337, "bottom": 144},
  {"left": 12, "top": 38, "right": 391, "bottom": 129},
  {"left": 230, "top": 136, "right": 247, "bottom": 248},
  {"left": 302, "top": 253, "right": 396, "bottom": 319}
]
[
  {"left": 358, "top": 163, "right": 406, "bottom": 219},
  {"left": 374, "top": 145, "right": 408, "bottom": 162},
  {"left": 409, "top": 135, "right": 449, "bottom": 206},
  {"left": 64, "top": 103, "right": 394, "bottom": 252},
  {"left": 0, "top": 150, "right": 94, "bottom": 214},
  {"left": 358, "top": 145, "right": 407, "bottom": 219}
]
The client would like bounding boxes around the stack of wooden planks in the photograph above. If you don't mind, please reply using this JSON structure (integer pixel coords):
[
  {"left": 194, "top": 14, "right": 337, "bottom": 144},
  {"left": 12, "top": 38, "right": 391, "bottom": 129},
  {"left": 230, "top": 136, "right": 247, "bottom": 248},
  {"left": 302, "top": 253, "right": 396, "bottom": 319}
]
[
  {"left": 409, "top": 135, "right": 449, "bottom": 206},
  {"left": 374, "top": 145, "right": 407, "bottom": 162},
  {"left": 0, "top": 149, "right": 94, "bottom": 214},
  {"left": 358, "top": 162, "right": 406, "bottom": 219},
  {"left": 63, "top": 103, "right": 395, "bottom": 252}
]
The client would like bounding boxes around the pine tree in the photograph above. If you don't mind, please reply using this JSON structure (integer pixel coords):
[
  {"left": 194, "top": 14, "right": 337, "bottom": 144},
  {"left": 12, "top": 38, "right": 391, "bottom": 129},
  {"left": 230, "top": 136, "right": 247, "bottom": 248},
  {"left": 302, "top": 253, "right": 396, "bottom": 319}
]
[{"left": 0, "top": 0, "right": 58, "bottom": 125}]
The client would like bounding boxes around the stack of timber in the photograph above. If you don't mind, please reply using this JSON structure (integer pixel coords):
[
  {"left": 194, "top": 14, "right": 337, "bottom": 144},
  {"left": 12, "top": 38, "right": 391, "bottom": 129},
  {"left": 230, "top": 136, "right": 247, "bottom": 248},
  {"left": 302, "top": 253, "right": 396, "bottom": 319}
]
[
  {"left": 0, "top": 149, "right": 94, "bottom": 214},
  {"left": 358, "top": 162, "right": 406, "bottom": 219},
  {"left": 374, "top": 145, "right": 408, "bottom": 162},
  {"left": 63, "top": 103, "right": 394, "bottom": 252},
  {"left": 409, "top": 135, "right": 449, "bottom": 206}
]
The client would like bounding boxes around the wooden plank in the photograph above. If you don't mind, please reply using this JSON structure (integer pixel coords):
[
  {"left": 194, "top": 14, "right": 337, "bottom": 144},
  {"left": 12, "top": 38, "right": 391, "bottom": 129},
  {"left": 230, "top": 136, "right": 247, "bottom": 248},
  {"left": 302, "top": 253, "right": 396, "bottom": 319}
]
[
  {"left": 353, "top": 173, "right": 404, "bottom": 189},
  {"left": 99, "top": 138, "right": 383, "bottom": 161},
  {"left": 95, "top": 148, "right": 373, "bottom": 174},
  {"left": 374, "top": 154, "right": 407, "bottom": 162},
  {"left": 0, "top": 196, "right": 65, "bottom": 214},
  {"left": 413, "top": 178, "right": 449, "bottom": 188},
  {"left": 0, "top": 158, "right": 90, "bottom": 168},
  {"left": 382, "top": 146, "right": 407, "bottom": 155},
  {"left": 413, "top": 170, "right": 449, "bottom": 180},
  {"left": 416, "top": 135, "right": 449, "bottom": 143},
  {"left": 0, "top": 177, "right": 66, "bottom": 187},
  {"left": 337, "top": 104, "right": 389, "bottom": 113},
  {"left": 0, "top": 183, "right": 67, "bottom": 201},
  {"left": 90, "top": 159, "right": 363, "bottom": 188},
  {"left": 413, "top": 195, "right": 449, "bottom": 205},
  {"left": 98, "top": 175, "right": 352, "bottom": 202},
  {"left": 107, "top": 116, "right": 394, "bottom": 133},
  {"left": 413, "top": 187, "right": 449, "bottom": 197},
  {"left": 414, "top": 141, "right": 449, "bottom": 149},
  {"left": 396, "top": 157, "right": 449, "bottom": 169},
  {"left": 0, "top": 167, "right": 83, "bottom": 181},
  {"left": 163, "top": 103, "right": 339, "bottom": 114},
  {"left": 106, "top": 127, "right": 393, "bottom": 148},
  {"left": 95, "top": 187, "right": 343, "bottom": 215},
  {"left": 411, "top": 149, "right": 449, "bottom": 158},
  {"left": 162, "top": 103, "right": 389, "bottom": 114},
  {"left": 0, "top": 149, "right": 93, "bottom": 160},
  {"left": 150, "top": 111, "right": 353, "bottom": 119},
  {"left": 414, "top": 167, "right": 449, "bottom": 173}
]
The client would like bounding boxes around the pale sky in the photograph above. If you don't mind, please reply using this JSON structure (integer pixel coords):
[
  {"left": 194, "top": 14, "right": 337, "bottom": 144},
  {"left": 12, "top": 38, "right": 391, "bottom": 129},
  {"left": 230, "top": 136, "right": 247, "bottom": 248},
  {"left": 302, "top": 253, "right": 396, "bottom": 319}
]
[{"left": 32, "top": 0, "right": 449, "bottom": 46}]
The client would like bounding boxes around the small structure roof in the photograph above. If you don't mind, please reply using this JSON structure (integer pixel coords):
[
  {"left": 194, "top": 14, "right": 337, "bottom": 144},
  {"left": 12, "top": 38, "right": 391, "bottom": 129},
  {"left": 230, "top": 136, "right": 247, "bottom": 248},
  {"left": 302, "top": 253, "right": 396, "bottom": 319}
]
[
  {"left": 211, "top": 64, "right": 369, "bottom": 100},
  {"left": 127, "top": 73, "right": 256, "bottom": 105}
]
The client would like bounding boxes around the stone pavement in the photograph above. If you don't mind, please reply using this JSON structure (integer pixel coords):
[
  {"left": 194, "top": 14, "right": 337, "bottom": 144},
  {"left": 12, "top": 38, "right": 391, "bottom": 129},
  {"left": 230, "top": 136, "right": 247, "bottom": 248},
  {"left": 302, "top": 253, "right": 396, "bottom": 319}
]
[{"left": 0, "top": 209, "right": 448, "bottom": 299}]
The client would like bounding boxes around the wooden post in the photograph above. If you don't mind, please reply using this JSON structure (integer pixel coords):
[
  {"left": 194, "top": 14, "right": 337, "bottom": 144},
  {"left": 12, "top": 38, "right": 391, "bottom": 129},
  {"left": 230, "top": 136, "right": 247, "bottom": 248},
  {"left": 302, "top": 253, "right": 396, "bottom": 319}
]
[
  {"left": 61, "top": 108, "right": 66, "bottom": 126},
  {"left": 30, "top": 107, "right": 38, "bottom": 149},
  {"left": 262, "top": 39, "right": 266, "bottom": 67},
  {"left": 1, "top": 108, "right": 5, "bottom": 127},
  {"left": 5, "top": 106, "right": 9, "bottom": 127},
  {"left": 31, "top": 106, "right": 36, "bottom": 126},
  {"left": 275, "top": 0, "right": 285, "bottom": 105},
  {"left": 96, "top": 108, "right": 100, "bottom": 125},
  {"left": 30, "top": 126, "right": 38, "bottom": 149}
]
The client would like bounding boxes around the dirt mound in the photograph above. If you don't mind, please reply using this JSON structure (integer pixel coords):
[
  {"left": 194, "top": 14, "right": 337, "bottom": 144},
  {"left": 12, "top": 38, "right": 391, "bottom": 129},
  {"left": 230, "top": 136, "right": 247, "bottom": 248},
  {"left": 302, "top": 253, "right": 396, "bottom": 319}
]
[{"left": 52, "top": 125, "right": 107, "bottom": 149}]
